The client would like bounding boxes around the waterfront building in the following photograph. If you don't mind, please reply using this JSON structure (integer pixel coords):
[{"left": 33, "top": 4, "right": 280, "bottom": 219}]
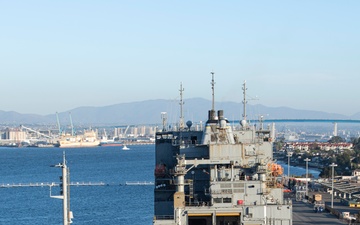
[{"left": 4, "top": 128, "right": 26, "bottom": 141}]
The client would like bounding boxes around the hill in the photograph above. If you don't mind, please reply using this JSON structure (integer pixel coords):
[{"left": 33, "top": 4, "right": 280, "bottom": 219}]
[{"left": 0, "top": 98, "right": 357, "bottom": 126}]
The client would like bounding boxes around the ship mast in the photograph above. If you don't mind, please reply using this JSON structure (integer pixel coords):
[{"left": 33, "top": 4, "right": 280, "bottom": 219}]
[
  {"left": 179, "top": 82, "right": 185, "bottom": 130},
  {"left": 207, "top": 71, "right": 217, "bottom": 121},
  {"left": 50, "top": 152, "right": 73, "bottom": 225},
  {"left": 210, "top": 71, "right": 215, "bottom": 112},
  {"left": 242, "top": 80, "right": 247, "bottom": 122}
]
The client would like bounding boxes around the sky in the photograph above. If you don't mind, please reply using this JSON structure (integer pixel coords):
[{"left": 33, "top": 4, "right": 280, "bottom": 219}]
[{"left": 1, "top": 1, "right": 359, "bottom": 116}]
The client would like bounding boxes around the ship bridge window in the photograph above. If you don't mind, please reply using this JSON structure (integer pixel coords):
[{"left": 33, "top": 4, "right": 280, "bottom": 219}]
[
  {"left": 191, "top": 136, "right": 198, "bottom": 144},
  {"left": 213, "top": 198, "right": 232, "bottom": 204}
]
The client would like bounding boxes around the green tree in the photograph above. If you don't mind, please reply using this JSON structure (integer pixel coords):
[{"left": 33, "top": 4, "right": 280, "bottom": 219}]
[
  {"left": 328, "top": 136, "right": 345, "bottom": 143},
  {"left": 353, "top": 137, "right": 360, "bottom": 151},
  {"left": 274, "top": 140, "right": 285, "bottom": 151},
  {"left": 336, "top": 150, "right": 352, "bottom": 175},
  {"left": 319, "top": 166, "right": 333, "bottom": 178},
  {"left": 352, "top": 138, "right": 360, "bottom": 167}
]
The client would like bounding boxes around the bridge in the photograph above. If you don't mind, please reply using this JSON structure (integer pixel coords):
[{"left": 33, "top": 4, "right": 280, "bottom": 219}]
[{"left": 230, "top": 119, "right": 360, "bottom": 124}]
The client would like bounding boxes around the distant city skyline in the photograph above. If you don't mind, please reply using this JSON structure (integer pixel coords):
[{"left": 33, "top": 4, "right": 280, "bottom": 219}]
[{"left": 1, "top": 1, "right": 359, "bottom": 116}]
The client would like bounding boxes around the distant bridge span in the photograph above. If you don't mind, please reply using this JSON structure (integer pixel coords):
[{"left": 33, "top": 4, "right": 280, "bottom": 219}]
[
  {"left": 230, "top": 119, "right": 360, "bottom": 124},
  {"left": 264, "top": 119, "right": 360, "bottom": 123},
  {"left": 111, "top": 119, "right": 360, "bottom": 128}
]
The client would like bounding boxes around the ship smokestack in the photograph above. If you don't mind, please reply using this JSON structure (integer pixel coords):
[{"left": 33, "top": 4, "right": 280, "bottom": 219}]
[
  {"left": 218, "top": 110, "right": 224, "bottom": 120},
  {"left": 208, "top": 110, "right": 216, "bottom": 120}
]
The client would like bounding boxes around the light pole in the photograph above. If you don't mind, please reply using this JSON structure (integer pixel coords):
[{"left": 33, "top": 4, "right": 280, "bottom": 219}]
[
  {"left": 304, "top": 158, "right": 311, "bottom": 196},
  {"left": 330, "top": 163, "right": 338, "bottom": 208}
]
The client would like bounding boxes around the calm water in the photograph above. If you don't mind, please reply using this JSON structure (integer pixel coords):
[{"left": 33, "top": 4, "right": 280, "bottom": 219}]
[
  {"left": 0, "top": 145, "right": 154, "bottom": 225},
  {"left": 279, "top": 162, "right": 320, "bottom": 178},
  {"left": 0, "top": 145, "right": 319, "bottom": 225}
]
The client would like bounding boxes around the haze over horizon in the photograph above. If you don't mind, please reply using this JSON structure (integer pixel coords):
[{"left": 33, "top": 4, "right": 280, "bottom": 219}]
[{"left": 1, "top": 1, "right": 359, "bottom": 116}]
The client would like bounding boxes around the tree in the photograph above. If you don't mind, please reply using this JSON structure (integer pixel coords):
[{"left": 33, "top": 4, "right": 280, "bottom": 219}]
[
  {"left": 336, "top": 151, "right": 352, "bottom": 175},
  {"left": 328, "top": 136, "right": 345, "bottom": 143},
  {"left": 353, "top": 137, "right": 360, "bottom": 151},
  {"left": 319, "top": 166, "right": 332, "bottom": 178},
  {"left": 352, "top": 138, "right": 360, "bottom": 167},
  {"left": 274, "top": 140, "right": 285, "bottom": 151}
]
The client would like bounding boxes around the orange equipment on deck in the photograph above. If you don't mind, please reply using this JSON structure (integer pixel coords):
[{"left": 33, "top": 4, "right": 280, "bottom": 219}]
[{"left": 268, "top": 163, "right": 284, "bottom": 177}]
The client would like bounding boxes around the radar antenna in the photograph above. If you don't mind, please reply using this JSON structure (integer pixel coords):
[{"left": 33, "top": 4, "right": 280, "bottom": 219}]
[{"left": 179, "top": 82, "right": 185, "bottom": 130}]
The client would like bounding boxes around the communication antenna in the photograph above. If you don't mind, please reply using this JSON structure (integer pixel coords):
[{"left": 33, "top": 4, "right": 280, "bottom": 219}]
[
  {"left": 179, "top": 82, "right": 185, "bottom": 130},
  {"left": 210, "top": 71, "right": 215, "bottom": 112}
]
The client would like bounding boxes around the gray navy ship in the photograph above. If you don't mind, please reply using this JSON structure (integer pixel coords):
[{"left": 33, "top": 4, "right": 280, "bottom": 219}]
[{"left": 153, "top": 74, "right": 292, "bottom": 225}]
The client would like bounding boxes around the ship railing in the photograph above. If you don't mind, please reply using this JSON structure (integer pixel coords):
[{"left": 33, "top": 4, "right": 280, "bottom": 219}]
[
  {"left": 125, "top": 181, "right": 154, "bottom": 186},
  {"left": 154, "top": 215, "right": 174, "bottom": 220}
]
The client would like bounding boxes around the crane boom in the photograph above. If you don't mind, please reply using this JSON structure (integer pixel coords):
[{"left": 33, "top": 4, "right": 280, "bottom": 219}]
[
  {"left": 69, "top": 112, "right": 74, "bottom": 136},
  {"left": 20, "top": 125, "right": 53, "bottom": 139},
  {"left": 123, "top": 125, "right": 130, "bottom": 137},
  {"left": 56, "top": 112, "right": 62, "bottom": 135}
]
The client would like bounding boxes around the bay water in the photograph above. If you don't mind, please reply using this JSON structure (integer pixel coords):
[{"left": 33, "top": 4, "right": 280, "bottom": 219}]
[
  {"left": 0, "top": 145, "right": 154, "bottom": 225},
  {"left": 0, "top": 145, "right": 319, "bottom": 224}
]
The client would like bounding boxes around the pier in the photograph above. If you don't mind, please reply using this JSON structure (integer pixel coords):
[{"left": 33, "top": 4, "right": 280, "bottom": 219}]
[
  {"left": 0, "top": 181, "right": 154, "bottom": 188},
  {"left": 124, "top": 181, "right": 154, "bottom": 186}
]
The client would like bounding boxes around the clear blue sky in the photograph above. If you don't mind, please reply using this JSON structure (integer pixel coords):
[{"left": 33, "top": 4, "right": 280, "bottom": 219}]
[{"left": 1, "top": 1, "right": 359, "bottom": 116}]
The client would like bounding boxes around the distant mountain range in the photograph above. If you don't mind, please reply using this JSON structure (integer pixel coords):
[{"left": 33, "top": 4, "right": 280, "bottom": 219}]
[{"left": 0, "top": 98, "right": 359, "bottom": 126}]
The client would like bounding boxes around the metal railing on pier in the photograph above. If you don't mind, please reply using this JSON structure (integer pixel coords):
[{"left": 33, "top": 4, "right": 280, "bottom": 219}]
[
  {"left": 124, "top": 181, "right": 154, "bottom": 186},
  {"left": 0, "top": 181, "right": 154, "bottom": 188}
]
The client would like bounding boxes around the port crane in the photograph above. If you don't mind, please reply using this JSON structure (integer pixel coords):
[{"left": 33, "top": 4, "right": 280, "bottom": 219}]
[
  {"left": 69, "top": 112, "right": 74, "bottom": 136},
  {"left": 56, "top": 112, "right": 63, "bottom": 136},
  {"left": 56, "top": 112, "right": 75, "bottom": 136}
]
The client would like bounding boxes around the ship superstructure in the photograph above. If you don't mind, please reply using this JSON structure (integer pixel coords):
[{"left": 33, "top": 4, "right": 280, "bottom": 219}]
[
  {"left": 57, "top": 130, "right": 100, "bottom": 148},
  {"left": 153, "top": 75, "right": 292, "bottom": 225}
]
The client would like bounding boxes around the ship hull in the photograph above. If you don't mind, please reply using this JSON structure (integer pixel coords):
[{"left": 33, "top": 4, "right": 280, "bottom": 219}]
[
  {"left": 100, "top": 142, "right": 122, "bottom": 147},
  {"left": 59, "top": 141, "right": 100, "bottom": 148}
]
